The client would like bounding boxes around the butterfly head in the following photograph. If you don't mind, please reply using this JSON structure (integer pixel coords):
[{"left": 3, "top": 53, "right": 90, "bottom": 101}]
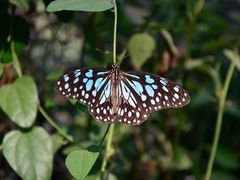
[{"left": 112, "top": 64, "right": 120, "bottom": 70}]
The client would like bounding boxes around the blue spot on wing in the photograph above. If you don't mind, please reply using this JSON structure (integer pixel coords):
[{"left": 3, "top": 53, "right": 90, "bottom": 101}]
[
  {"left": 100, "top": 94, "right": 106, "bottom": 104},
  {"left": 97, "top": 71, "right": 108, "bottom": 75},
  {"left": 145, "top": 85, "right": 154, "bottom": 97},
  {"left": 86, "top": 79, "right": 93, "bottom": 91},
  {"left": 74, "top": 69, "right": 80, "bottom": 74},
  {"left": 105, "top": 81, "right": 111, "bottom": 97},
  {"left": 83, "top": 78, "right": 88, "bottom": 83},
  {"left": 125, "top": 79, "right": 144, "bottom": 96},
  {"left": 94, "top": 77, "right": 107, "bottom": 91},
  {"left": 64, "top": 76, "right": 69, "bottom": 82},
  {"left": 125, "top": 73, "right": 140, "bottom": 79},
  {"left": 100, "top": 80, "right": 111, "bottom": 104},
  {"left": 94, "top": 78, "right": 103, "bottom": 89},
  {"left": 133, "top": 81, "right": 144, "bottom": 92},
  {"left": 73, "top": 78, "right": 79, "bottom": 84},
  {"left": 85, "top": 69, "right": 93, "bottom": 78},
  {"left": 145, "top": 75, "right": 154, "bottom": 83},
  {"left": 75, "top": 72, "right": 81, "bottom": 77},
  {"left": 151, "top": 84, "right": 157, "bottom": 89},
  {"left": 160, "top": 79, "right": 167, "bottom": 86}
]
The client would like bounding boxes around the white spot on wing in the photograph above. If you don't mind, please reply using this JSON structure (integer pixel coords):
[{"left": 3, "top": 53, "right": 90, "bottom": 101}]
[
  {"left": 128, "top": 111, "right": 132, "bottom": 117},
  {"left": 151, "top": 99, "right": 155, "bottom": 105},
  {"left": 174, "top": 86, "right": 179, "bottom": 92},
  {"left": 136, "top": 112, "right": 140, "bottom": 118},
  {"left": 174, "top": 93, "right": 179, "bottom": 99},
  {"left": 64, "top": 83, "right": 69, "bottom": 89}
]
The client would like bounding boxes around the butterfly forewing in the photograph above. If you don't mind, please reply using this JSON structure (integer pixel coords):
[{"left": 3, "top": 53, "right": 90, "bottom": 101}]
[
  {"left": 116, "top": 71, "right": 190, "bottom": 125},
  {"left": 57, "top": 68, "right": 115, "bottom": 123}
]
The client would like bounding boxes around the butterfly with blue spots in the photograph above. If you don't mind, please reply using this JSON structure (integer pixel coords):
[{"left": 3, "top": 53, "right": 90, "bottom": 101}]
[{"left": 57, "top": 64, "right": 190, "bottom": 125}]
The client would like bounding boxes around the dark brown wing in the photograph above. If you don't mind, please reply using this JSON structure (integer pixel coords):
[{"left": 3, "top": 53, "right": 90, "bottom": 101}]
[
  {"left": 116, "top": 71, "right": 190, "bottom": 125},
  {"left": 56, "top": 68, "right": 116, "bottom": 123}
]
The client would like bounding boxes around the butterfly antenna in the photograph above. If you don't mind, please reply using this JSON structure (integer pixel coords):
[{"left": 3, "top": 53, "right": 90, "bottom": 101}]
[
  {"left": 123, "top": 52, "right": 130, "bottom": 59},
  {"left": 96, "top": 48, "right": 105, "bottom": 54}
]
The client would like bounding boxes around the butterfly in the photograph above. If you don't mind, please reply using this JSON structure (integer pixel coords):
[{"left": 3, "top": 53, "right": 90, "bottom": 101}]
[{"left": 56, "top": 64, "right": 190, "bottom": 125}]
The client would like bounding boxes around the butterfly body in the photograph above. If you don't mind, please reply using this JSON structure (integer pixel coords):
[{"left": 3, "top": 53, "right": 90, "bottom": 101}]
[
  {"left": 110, "top": 64, "right": 121, "bottom": 116},
  {"left": 57, "top": 64, "right": 190, "bottom": 125}
]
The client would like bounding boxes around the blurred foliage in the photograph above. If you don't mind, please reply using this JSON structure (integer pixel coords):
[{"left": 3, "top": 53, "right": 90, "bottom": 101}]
[
  {"left": 128, "top": 33, "right": 156, "bottom": 69},
  {"left": 0, "top": 0, "right": 240, "bottom": 180}
]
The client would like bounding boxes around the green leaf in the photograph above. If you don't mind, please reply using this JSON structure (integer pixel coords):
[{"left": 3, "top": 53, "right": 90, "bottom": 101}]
[
  {"left": 85, "top": 173, "right": 117, "bottom": 180},
  {"left": 0, "top": 42, "right": 26, "bottom": 65},
  {"left": 174, "top": 147, "right": 192, "bottom": 170},
  {"left": 9, "top": 0, "right": 29, "bottom": 10},
  {"left": 0, "top": 76, "right": 39, "bottom": 128},
  {"left": 69, "top": 99, "right": 89, "bottom": 114},
  {"left": 46, "top": 70, "right": 63, "bottom": 81},
  {"left": 47, "top": 0, "right": 114, "bottom": 12},
  {"left": 215, "top": 147, "right": 240, "bottom": 170},
  {"left": 2, "top": 127, "right": 53, "bottom": 180},
  {"left": 51, "top": 134, "right": 67, "bottom": 153},
  {"left": 128, "top": 33, "right": 156, "bottom": 69},
  {"left": 224, "top": 103, "right": 240, "bottom": 118},
  {"left": 212, "top": 170, "right": 238, "bottom": 180},
  {"left": 65, "top": 150, "right": 99, "bottom": 180},
  {"left": 63, "top": 145, "right": 83, "bottom": 155}
]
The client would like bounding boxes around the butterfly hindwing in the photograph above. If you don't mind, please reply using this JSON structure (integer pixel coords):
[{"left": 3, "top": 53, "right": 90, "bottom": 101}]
[
  {"left": 117, "top": 77, "right": 149, "bottom": 125},
  {"left": 117, "top": 71, "right": 190, "bottom": 125},
  {"left": 88, "top": 79, "right": 116, "bottom": 124},
  {"left": 116, "top": 98, "right": 149, "bottom": 125},
  {"left": 57, "top": 68, "right": 115, "bottom": 123}
]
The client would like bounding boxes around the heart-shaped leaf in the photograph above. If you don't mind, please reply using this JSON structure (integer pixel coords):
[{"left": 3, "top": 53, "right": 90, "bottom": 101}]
[
  {"left": 47, "top": 0, "right": 114, "bottom": 12},
  {"left": 2, "top": 127, "right": 53, "bottom": 180},
  {"left": 65, "top": 150, "right": 99, "bottom": 180},
  {"left": 128, "top": 33, "right": 156, "bottom": 69},
  {"left": 0, "top": 76, "right": 38, "bottom": 128}
]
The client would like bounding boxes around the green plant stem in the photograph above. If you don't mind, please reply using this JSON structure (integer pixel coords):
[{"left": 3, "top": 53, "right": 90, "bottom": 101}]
[
  {"left": 11, "top": 41, "right": 22, "bottom": 77},
  {"left": 113, "top": 0, "right": 117, "bottom": 64},
  {"left": 99, "top": 125, "right": 111, "bottom": 147},
  {"left": 185, "top": 0, "right": 204, "bottom": 61},
  {"left": 101, "top": 124, "right": 115, "bottom": 172},
  {"left": 204, "top": 62, "right": 235, "bottom": 180},
  {"left": 0, "top": 144, "right": 2, "bottom": 151},
  {"left": 38, "top": 105, "right": 73, "bottom": 143},
  {"left": 100, "top": 1, "right": 117, "bottom": 179}
]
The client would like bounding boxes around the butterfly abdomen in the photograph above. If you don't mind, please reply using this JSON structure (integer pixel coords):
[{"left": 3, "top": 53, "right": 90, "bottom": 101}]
[{"left": 110, "top": 66, "right": 121, "bottom": 116}]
